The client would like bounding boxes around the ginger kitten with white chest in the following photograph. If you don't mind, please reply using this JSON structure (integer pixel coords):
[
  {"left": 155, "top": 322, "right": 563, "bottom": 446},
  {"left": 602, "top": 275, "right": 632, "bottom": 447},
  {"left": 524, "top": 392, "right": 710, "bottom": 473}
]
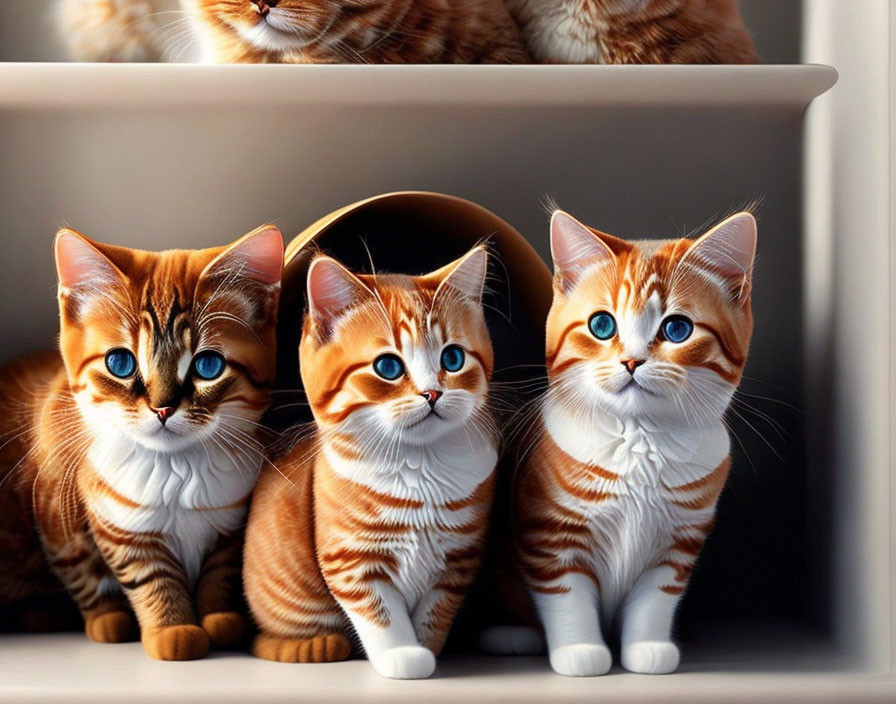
[
  {"left": 0, "top": 226, "right": 283, "bottom": 659},
  {"left": 514, "top": 210, "right": 756, "bottom": 676},
  {"left": 245, "top": 247, "right": 498, "bottom": 679}
]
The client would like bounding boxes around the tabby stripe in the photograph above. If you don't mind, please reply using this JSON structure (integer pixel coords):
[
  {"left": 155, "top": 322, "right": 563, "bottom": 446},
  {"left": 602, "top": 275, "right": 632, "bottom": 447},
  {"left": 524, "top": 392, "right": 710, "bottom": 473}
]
[
  {"left": 697, "top": 322, "right": 745, "bottom": 366},
  {"left": 317, "top": 361, "right": 370, "bottom": 409},
  {"left": 546, "top": 321, "right": 580, "bottom": 367}
]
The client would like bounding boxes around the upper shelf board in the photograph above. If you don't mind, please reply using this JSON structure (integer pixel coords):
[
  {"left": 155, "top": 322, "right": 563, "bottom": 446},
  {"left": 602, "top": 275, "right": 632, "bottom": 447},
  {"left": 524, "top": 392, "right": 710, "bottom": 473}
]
[{"left": 0, "top": 63, "right": 837, "bottom": 110}]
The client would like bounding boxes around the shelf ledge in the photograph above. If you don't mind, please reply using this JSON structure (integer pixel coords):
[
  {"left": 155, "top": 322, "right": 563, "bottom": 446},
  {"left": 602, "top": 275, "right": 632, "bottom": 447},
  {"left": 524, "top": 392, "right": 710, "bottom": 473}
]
[{"left": 0, "top": 63, "right": 837, "bottom": 110}]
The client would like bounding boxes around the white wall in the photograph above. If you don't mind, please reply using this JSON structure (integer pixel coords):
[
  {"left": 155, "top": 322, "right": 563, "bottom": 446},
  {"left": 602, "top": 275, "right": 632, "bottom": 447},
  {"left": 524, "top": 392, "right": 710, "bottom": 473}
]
[{"left": 803, "top": 0, "right": 893, "bottom": 671}]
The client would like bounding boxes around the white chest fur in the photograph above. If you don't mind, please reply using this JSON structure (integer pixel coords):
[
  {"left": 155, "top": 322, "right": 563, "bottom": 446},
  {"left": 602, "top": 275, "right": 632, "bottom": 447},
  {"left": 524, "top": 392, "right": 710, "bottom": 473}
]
[
  {"left": 543, "top": 398, "right": 729, "bottom": 615},
  {"left": 324, "top": 434, "right": 497, "bottom": 612},
  {"left": 508, "top": 0, "right": 606, "bottom": 63},
  {"left": 87, "top": 436, "right": 260, "bottom": 584}
]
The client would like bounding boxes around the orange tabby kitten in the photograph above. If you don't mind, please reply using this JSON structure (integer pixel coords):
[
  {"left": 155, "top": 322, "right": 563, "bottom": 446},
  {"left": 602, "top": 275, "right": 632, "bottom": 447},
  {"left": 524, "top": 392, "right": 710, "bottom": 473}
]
[
  {"left": 508, "top": 0, "right": 759, "bottom": 63},
  {"left": 189, "top": 0, "right": 529, "bottom": 63},
  {"left": 510, "top": 210, "right": 755, "bottom": 675},
  {"left": 245, "top": 247, "right": 498, "bottom": 679},
  {"left": 0, "top": 226, "right": 283, "bottom": 660}
]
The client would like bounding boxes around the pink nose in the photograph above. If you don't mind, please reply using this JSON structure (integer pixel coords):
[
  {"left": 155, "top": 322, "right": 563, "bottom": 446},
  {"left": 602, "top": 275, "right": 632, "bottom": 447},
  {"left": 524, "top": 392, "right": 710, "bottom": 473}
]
[
  {"left": 421, "top": 390, "right": 443, "bottom": 407},
  {"left": 621, "top": 359, "right": 645, "bottom": 375},
  {"left": 252, "top": 0, "right": 275, "bottom": 16},
  {"left": 152, "top": 406, "right": 176, "bottom": 425}
]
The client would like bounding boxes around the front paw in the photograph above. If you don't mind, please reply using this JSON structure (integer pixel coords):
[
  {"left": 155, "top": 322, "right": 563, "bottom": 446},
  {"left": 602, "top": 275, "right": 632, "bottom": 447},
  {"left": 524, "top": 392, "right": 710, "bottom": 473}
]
[
  {"left": 621, "top": 641, "right": 680, "bottom": 674},
  {"left": 370, "top": 646, "right": 436, "bottom": 679},
  {"left": 85, "top": 610, "right": 137, "bottom": 643},
  {"left": 252, "top": 633, "right": 352, "bottom": 663},
  {"left": 549, "top": 643, "right": 612, "bottom": 677},
  {"left": 201, "top": 611, "right": 245, "bottom": 648},
  {"left": 143, "top": 624, "right": 211, "bottom": 661}
]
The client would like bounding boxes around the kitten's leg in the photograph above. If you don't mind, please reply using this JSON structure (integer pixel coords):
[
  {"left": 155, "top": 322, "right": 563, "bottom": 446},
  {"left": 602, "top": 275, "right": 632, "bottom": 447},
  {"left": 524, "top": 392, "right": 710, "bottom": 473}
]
[
  {"left": 195, "top": 530, "right": 246, "bottom": 648},
  {"left": 244, "top": 468, "right": 352, "bottom": 664},
  {"left": 618, "top": 563, "right": 687, "bottom": 674},
  {"left": 90, "top": 519, "right": 209, "bottom": 661},
  {"left": 332, "top": 581, "right": 435, "bottom": 680},
  {"left": 412, "top": 544, "right": 486, "bottom": 655},
  {"left": 530, "top": 573, "right": 611, "bottom": 677},
  {"left": 32, "top": 481, "right": 136, "bottom": 643}
]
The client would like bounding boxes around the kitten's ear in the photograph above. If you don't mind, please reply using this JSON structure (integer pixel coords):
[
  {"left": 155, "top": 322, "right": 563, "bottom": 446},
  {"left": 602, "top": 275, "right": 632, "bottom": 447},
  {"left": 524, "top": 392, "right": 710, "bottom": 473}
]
[
  {"left": 681, "top": 212, "right": 757, "bottom": 301},
  {"left": 306, "top": 255, "right": 372, "bottom": 331},
  {"left": 54, "top": 229, "right": 125, "bottom": 290},
  {"left": 550, "top": 210, "right": 616, "bottom": 291},
  {"left": 202, "top": 225, "right": 284, "bottom": 286},
  {"left": 432, "top": 246, "right": 488, "bottom": 305}
]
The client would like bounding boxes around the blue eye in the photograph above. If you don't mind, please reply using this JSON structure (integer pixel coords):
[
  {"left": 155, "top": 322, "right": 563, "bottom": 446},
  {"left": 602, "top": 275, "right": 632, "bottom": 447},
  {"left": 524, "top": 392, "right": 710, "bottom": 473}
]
[
  {"left": 193, "top": 351, "right": 226, "bottom": 380},
  {"left": 105, "top": 349, "right": 137, "bottom": 379},
  {"left": 588, "top": 312, "right": 617, "bottom": 340},
  {"left": 373, "top": 354, "right": 404, "bottom": 381},
  {"left": 440, "top": 345, "right": 465, "bottom": 373},
  {"left": 662, "top": 315, "right": 694, "bottom": 343}
]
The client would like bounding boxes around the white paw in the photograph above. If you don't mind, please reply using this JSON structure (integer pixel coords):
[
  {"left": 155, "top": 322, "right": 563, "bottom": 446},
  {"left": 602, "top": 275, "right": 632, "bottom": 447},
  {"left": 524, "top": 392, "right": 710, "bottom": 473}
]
[
  {"left": 370, "top": 646, "right": 436, "bottom": 680},
  {"left": 621, "top": 641, "right": 680, "bottom": 674},
  {"left": 480, "top": 626, "right": 545, "bottom": 655},
  {"left": 549, "top": 643, "right": 612, "bottom": 677}
]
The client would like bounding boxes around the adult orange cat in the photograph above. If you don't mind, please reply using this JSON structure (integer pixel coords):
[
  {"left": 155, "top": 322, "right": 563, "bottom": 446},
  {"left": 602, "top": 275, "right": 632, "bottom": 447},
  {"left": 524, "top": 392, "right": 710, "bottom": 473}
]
[
  {"left": 507, "top": 0, "right": 759, "bottom": 63},
  {"left": 245, "top": 247, "right": 498, "bottom": 679},
  {"left": 493, "top": 210, "right": 756, "bottom": 675},
  {"left": 0, "top": 225, "right": 283, "bottom": 660},
  {"left": 56, "top": 0, "right": 530, "bottom": 63}
]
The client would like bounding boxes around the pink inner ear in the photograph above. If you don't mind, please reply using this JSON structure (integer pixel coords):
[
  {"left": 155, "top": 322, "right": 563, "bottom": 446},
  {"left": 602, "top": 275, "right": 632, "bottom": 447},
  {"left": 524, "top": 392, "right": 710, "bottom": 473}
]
[
  {"left": 689, "top": 212, "right": 757, "bottom": 278},
  {"left": 439, "top": 247, "right": 488, "bottom": 304},
  {"left": 54, "top": 230, "right": 120, "bottom": 289},
  {"left": 226, "top": 226, "right": 283, "bottom": 285},
  {"left": 550, "top": 210, "right": 614, "bottom": 274},
  {"left": 307, "top": 257, "right": 368, "bottom": 324}
]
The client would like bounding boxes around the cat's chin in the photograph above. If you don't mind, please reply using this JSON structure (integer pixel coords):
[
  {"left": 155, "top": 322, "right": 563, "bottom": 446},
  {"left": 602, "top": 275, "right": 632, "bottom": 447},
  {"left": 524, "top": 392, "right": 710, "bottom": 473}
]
[
  {"left": 234, "top": 18, "right": 322, "bottom": 53},
  {"left": 122, "top": 420, "right": 219, "bottom": 454}
]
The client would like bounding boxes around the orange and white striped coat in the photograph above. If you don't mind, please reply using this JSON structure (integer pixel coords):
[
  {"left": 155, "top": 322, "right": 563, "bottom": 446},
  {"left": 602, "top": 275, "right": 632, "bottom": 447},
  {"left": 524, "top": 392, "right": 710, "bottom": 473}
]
[
  {"left": 245, "top": 247, "right": 498, "bottom": 679},
  {"left": 511, "top": 209, "right": 755, "bottom": 676},
  {"left": 0, "top": 226, "right": 283, "bottom": 661}
]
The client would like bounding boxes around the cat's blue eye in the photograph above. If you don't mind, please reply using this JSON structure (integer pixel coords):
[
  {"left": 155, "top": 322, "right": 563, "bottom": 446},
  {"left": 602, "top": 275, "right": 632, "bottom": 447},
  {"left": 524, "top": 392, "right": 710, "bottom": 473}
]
[
  {"left": 662, "top": 315, "right": 694, "bottom": 344},
  {"left": 440, "top": 345, "right": 465, "bottom": 373},
  {"left": 588, "top": 312, "right": 617, "bottom": 340},
  {"left": 105, "top": 349, "right": 137, "bottom": 379},
  {"left": 193, "top": 351, "right": 226, "bottom": 380},
  {"left": 373, "top": 354, "right": 405, "bottom": 381}
]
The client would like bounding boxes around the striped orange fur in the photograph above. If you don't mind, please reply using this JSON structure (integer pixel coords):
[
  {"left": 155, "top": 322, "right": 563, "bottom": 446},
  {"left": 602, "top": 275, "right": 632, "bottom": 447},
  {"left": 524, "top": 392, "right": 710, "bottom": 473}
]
[
  {"left": 190, "top": 0, "right": 529, "bottom": 63},
  {"left": 509, "top": 209, "right": 756, "bottom": 676},
  {"left": 245, "top": 247, "right": 498, "bottom": 679},
  {"left": 0, "top": 226, "right": 283, "bottom": 659},
  {"left": 508, "top": 0, "right": 759, "bottom": 64}
]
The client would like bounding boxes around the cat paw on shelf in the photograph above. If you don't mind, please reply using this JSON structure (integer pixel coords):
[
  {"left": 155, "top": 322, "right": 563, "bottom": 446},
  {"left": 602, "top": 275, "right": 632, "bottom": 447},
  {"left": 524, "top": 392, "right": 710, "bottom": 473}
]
[{"left": 370, "top": 646, "right": 437, "bottom": 680}]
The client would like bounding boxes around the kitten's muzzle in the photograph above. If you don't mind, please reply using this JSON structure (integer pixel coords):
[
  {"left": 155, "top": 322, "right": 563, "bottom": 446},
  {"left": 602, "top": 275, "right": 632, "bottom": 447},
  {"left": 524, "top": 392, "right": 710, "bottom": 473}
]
[{"left": 151, "top": 406, "right": 177, "bottom": 426}]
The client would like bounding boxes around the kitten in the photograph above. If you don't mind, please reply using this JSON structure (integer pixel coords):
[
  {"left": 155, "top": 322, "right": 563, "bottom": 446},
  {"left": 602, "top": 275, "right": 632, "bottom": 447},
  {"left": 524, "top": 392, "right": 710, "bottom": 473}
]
[
  {"left": 56, "top": 0, "right": 529, "bottom": 63},
  {"left": 514, "top": 209, "right": 755, "bottom": 676},
  {"left": 0, "top": 226, "right": 283, "bottom": 660},
  {"left": 507, "top": 0, "right": 759, "bottom": 63},
  {"left": 189, "top": 0, "right": 529, "bottom": 63},
  {"left": 244, "top": 247, "right": 498, "bottom": 679}
]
